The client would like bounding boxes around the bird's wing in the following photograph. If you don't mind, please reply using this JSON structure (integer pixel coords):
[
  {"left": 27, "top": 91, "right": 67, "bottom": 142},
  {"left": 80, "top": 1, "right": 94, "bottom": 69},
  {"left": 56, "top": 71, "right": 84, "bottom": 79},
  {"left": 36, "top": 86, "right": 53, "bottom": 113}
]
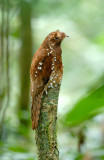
[
  {"left": 30, "top": 49, "right": 53, "bottom": 97},
  {"left": 30, "top": 49, "right": 53, "bottom": 129}
]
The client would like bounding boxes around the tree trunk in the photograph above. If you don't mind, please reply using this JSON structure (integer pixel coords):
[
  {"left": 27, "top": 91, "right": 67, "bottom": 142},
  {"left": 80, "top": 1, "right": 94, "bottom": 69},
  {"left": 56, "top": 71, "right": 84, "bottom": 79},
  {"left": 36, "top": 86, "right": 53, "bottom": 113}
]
[
  {"left": 0, "top": 0, "right": 10, "bottom": 138},
  {"left": 19, "top": 0, "right": 32, "bottom": 126},
  {"left": 35, "top": 84, "right": 61, "bottom": 160},
  {"left": 0, "top": 0, "right": 4, "bottom": 77}
]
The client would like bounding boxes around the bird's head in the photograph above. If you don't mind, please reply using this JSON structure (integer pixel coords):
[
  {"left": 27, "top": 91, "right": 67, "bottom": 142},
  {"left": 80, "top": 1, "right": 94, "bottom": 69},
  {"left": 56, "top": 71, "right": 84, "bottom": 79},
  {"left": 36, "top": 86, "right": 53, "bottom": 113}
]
[{"left": 43, "top": 30, "right": 68, "bottom": 47}]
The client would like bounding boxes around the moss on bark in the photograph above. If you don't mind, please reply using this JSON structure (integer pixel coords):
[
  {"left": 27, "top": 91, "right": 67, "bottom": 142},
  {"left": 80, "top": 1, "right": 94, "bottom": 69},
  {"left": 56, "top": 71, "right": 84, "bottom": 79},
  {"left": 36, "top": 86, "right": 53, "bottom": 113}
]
[{"left": 35, "top": 84, "right": 61, "bottom": 160}]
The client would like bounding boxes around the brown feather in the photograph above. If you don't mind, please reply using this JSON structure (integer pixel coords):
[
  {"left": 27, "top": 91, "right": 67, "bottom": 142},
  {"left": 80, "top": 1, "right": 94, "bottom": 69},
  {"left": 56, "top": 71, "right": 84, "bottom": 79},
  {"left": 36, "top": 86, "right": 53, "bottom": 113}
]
[
  {"left": 30, "top": 30, "right": 67, "bottom": 130},
  {"left": 31, "top": 93, "right": 42, "bottom": 130}
]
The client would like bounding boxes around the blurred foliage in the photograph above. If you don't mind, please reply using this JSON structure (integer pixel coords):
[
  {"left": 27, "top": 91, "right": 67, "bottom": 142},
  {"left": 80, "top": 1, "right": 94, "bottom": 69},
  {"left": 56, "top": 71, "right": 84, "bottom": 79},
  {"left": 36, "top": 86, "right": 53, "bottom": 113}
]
[
  {"left": 64, "top": 77, "right": 104, "bottom": 127},
  {"left": 0, "top": 0, "right": 104, "bottom": 160}
]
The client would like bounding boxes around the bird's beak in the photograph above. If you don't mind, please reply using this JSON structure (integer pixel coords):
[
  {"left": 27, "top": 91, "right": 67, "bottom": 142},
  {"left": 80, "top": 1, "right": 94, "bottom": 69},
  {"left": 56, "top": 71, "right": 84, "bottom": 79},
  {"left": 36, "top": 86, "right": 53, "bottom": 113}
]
[
  {"left": 64, "top": 33, "right": 69, "bottom": 38},
  {"left": 62, "top": 32, "right": 69, "bottom": 38},
  {"left": 66, "top": 35, "right": 69, "bottom": 37},
  {"left": 58, "top": 32, "right": 69, "bottom": 39}
]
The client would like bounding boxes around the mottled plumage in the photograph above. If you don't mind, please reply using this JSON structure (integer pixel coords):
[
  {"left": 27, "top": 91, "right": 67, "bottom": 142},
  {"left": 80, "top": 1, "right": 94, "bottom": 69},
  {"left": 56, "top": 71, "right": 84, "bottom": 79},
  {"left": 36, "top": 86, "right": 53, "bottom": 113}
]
[{"left": 30, "top": 30, "right": 67, "bottom": 130}]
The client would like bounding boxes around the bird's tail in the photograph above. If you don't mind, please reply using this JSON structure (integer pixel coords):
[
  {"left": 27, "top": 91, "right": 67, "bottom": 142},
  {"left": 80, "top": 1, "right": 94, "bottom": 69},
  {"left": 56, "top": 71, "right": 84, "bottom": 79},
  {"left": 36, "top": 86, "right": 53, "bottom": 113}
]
[{"left": 31, "top": 93, "right": 42, "bottom": 130}]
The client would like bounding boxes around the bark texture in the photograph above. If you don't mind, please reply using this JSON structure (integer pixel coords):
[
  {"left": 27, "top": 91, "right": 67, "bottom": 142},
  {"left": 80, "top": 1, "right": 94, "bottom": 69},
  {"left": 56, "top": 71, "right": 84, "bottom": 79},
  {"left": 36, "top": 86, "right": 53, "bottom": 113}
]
[{"left": 35, "top": 84, "right": 61, "bottom": 160}]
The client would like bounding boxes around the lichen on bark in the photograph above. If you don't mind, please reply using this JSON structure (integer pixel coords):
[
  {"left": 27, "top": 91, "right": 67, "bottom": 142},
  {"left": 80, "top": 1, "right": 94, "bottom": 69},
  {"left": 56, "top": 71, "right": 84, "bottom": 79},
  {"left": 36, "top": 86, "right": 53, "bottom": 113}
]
[{"left": 35, "top": 84, "right": 61, "bottom": 160}]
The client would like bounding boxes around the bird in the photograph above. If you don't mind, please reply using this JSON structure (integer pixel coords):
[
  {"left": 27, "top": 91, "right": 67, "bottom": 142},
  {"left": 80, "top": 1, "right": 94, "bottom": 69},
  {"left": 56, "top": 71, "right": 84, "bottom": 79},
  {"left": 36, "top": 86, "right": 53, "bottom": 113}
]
[{"left": 30, "top": 30, "right": 68, "bottom": 130}]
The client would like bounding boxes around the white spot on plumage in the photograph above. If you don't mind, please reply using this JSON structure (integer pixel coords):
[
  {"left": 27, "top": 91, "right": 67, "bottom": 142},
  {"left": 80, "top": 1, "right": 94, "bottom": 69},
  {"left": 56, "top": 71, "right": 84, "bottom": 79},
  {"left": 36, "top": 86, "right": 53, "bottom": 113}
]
[
  {"left": 51, "top": 66, "right": 54, "bottom": 70},
  {"left": 47, "top": 53, "right": 50, "bottom": 56},
  {"left": 50, "top": 83, "right": 53, "bottom": 86},
  {"left": 45, "top": 90, "right": 47, "bottom": 94},
  {"left": 50, "top": 76, "right": 53, "bottom": 81},
  {"left": 54, "top": 57, "right": 57, "bottom": 62},
  {"left": 35, "top": 71, "right": 37, "bottom": 73},
  {"left": 37, "top": 66, "right": 42, "bottom": 70},
  {"left": 39, "top": 62, "right": 42, "bottom": 65},
  {"left": 50, "top": 46, "right": 52, "bottom": 49}
]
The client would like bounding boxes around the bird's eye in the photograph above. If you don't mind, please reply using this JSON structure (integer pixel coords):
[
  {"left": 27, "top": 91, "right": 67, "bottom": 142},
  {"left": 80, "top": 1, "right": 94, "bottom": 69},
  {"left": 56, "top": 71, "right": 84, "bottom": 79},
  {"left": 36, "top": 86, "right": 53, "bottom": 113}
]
[{"left": 55, "top": 37, "right": 58, "bottom": 39}]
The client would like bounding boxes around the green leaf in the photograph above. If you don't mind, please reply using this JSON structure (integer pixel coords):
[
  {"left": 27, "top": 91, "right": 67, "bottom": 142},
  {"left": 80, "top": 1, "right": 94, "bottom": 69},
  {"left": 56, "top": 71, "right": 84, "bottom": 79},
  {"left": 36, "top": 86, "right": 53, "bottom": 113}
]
[
  {"left": 64, "top": 82, "right": 104, "bottom": 127},
  {"left": 93, "top": 33, "right": 104, "bottom": 47}
]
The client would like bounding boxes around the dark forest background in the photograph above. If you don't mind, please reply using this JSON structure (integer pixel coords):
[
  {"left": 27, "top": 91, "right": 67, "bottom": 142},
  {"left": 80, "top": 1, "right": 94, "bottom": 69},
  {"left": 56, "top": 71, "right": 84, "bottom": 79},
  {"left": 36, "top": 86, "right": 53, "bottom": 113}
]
[{"left": 0, "top": 0, "right": 104, "bottom": 159}]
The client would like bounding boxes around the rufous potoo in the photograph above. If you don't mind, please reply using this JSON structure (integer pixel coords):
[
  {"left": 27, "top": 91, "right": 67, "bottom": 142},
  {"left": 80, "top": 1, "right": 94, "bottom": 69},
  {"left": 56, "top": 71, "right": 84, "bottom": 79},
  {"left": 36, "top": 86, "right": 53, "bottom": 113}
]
[{"left": 30, "top": 30, "right": 68, "bottom": 130}]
